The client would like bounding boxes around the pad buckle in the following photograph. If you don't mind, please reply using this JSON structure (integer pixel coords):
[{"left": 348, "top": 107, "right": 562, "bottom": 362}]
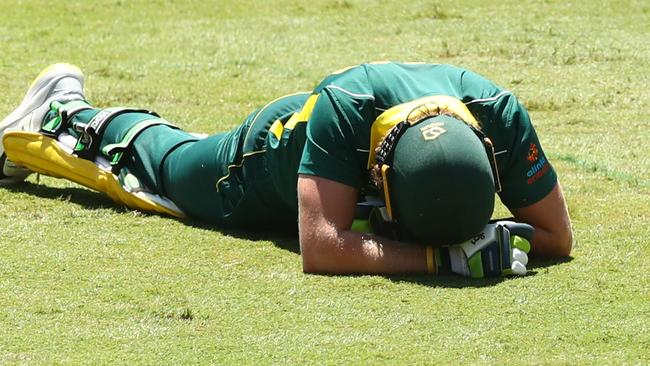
[
  {"left": 71, "top": 108, "right": 159, "bottom": 160},
  {"left": 40, "top": 100, "right": 93, "bottom": 136}
]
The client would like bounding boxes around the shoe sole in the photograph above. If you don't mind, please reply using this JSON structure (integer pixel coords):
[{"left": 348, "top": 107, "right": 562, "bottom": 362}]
[
  {"left": 0, "top": 63, "right": 84, "bottom": 135},
  {"left": 0, "top": 63, "right": 84, "bottom": 183}
]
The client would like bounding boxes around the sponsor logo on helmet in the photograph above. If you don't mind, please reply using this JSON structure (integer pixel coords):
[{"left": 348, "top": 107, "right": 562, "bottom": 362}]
[{"left": 420, "top": 122, "right": 446, "bottom": 141}]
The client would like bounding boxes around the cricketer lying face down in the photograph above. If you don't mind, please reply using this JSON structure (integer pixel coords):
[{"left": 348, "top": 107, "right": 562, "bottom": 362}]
[{"left": 0, "top": 62, "right": 573, "bottom": 278}]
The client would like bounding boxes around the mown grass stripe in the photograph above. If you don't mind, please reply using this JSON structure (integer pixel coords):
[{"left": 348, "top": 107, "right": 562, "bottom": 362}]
[{"left": 555, "top": 153, "right": 649, "bottom": 189}]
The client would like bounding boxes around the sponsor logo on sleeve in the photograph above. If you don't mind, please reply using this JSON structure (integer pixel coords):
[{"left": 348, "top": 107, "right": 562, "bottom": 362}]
[
  {"left": 525, "top": 143, "right": 549, "bottom": 185},
  {"left": 527, "top": 143, "right": 539, "bottom": 162}
]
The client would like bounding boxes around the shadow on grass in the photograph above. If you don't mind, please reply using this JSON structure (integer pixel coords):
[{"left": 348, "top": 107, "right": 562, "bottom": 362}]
[
  {"left": 2, "top": 181, "right": 302, "bottom": 255},
  {"left": 3, "top": 181, "right": 130, "bottom": 211},
  {"left": 4, "top": 182, "right": 574, "bottom": 287},
  {"left": 387, "top": 275, "right": 506, "bottom": 288},
  {"left": 386, "top": 255, "right": 574, "bottom": 288},
  {"left": 181, "top": 217, "right": 301, "bottom": 255},
  {"left": 527, "top": 256, "right": 574, "bottom": 272},
  {"left": 270, "top": 253, "right": 575, "bottom": 289}
]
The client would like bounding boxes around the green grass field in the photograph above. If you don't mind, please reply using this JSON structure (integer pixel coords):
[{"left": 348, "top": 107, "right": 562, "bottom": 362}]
[{"left": 1, "top": 0, "right": 649, "bottom": 364}]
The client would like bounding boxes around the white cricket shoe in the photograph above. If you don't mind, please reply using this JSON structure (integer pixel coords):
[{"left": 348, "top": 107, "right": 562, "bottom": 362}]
[{"left": 0, "top": 63, "right": 86, "bottom": 184}]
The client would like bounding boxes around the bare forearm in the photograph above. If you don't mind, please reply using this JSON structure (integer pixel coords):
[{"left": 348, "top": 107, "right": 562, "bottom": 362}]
[
  {"left": 297, "top": 175, "right": 435, "bottom": 275},
  {"left": 300, "top": 228, "right": 428, "bottom": 275}
]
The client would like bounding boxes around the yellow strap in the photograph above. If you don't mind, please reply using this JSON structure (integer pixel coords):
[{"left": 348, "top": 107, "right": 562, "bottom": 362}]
[
  {"left": 426, "top": 246, "right": 436, "bottom": 274},
  {"left": 380, "top": 164, "right": 394, "bottom": 221}
]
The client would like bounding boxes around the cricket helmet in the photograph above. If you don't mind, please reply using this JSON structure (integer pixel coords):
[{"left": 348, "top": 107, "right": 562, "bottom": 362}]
[{"left": 376, "top": 106, "right": 500, "bottom": 245}]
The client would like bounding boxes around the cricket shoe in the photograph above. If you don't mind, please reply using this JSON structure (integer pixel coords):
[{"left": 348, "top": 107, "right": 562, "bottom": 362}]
[{"left": 0, "top": 63, "right": 86, "bottom": 184}]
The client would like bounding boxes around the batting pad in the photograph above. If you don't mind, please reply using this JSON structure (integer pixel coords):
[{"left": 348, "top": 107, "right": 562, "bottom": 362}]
[{"left": 3, "top": 131, "right": 184, "bottom": 218}]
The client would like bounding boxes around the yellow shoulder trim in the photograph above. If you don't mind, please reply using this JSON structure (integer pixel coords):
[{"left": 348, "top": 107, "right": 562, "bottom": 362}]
[
  {"left": 242, "top": 91, "right": 310, "bottom": 146},
  {"left": 269, "top": 119, "right": 284, "bottom": 140},
  {"left": 284, "top": 94, "right": 320, "bottom": 130}
]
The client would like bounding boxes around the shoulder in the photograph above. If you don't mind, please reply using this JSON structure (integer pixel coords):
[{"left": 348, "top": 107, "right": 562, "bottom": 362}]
[{"left": 313, "top": 64, "right": 371, "bottom": 94}]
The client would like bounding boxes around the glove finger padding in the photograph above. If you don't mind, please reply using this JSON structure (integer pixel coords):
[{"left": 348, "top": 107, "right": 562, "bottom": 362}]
[{"left": 512, "top": 247, "right": 528, "bottom": 266}]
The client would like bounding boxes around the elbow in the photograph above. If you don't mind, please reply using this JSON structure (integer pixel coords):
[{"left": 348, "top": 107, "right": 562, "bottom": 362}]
[
  {"left": 300, "top": 242, "right": 319, "bottom": 274},
  {"left": 555, "top": 226, "right": 573, "bottom": 258},
  {"left": 299, "top": 232, "right": 347, "bottom": 274},
  {"left": 542, "top": 223, "right": 573, "bottom": 258},
  {"left": 299, "top": 235, "right": 329, "bottom": 274}
]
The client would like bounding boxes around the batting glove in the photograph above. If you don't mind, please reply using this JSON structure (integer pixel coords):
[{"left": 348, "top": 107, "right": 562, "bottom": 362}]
[{"left": 439, "top": 221, "right": 534, "bottom": 278}]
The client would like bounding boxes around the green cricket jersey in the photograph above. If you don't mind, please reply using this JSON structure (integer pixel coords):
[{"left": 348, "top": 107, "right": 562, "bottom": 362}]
[{"left": 264, "top": 62, "right": 557, "bottom": 214}]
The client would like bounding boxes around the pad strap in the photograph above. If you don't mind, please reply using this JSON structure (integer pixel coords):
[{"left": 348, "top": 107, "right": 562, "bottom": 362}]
[
  {"left": 101, "top": 118, "right": 178, "bottom": 169},
  {"left": 72, "top": 107, "right": 160, "bottom": 160},
  {"left": 41, "top": 100, "right": 94, "bottom": 136}
]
